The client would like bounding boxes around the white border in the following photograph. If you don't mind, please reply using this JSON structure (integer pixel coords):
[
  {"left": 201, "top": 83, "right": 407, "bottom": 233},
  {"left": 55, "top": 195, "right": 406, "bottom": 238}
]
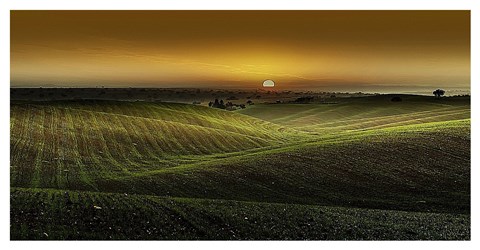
[
  {"left": 0, "top": 1, "right": 477, "bottom": 250},
  {"left": 0, "top": 0, "right": 475, "bottom": 10}
]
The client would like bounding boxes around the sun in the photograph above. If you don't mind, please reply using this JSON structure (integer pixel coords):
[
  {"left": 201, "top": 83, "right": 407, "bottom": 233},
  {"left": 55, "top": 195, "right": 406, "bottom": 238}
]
[{"left": 263, "top": 79, "right": 275, "bottom": 88}]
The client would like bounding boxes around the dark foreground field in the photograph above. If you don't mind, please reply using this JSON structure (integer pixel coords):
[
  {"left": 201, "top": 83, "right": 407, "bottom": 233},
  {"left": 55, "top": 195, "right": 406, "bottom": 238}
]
[{"left": 10, "top": 93, "right": 470, "bottom": 240}]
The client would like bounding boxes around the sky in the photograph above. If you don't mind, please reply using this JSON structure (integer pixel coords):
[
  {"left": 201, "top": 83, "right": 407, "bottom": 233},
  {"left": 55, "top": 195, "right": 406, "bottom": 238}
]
[{"left": 10, "top": 10, "right": 470, "bottom": 92}]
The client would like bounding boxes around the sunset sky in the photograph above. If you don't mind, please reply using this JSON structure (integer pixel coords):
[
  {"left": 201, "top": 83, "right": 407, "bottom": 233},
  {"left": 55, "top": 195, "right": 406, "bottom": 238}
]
[{"left": 10, "top": 11, "right": 470, "bottom": 91}]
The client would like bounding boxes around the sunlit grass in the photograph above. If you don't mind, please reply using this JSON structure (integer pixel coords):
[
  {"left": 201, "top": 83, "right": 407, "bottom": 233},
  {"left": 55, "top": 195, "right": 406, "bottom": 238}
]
[{"left": 10, "top": 95, "right": 471, "bottom": 239}]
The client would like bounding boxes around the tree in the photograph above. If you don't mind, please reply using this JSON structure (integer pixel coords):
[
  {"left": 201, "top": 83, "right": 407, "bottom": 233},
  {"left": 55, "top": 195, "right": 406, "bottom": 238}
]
[
  {"left": 213, "top": 99, "right": 220, "bottom": 108},
  {"left": 225, "top": 101, "right": 234, "bottom": 111},
  {"left": 294, "top": 96, "right": 314, "bottom": 103},
  {"left": 219, "top": 99, "right": 226, "bottom": 109},
  {"left": 433, "top": 89, "right": 445, "bottom": 98}
]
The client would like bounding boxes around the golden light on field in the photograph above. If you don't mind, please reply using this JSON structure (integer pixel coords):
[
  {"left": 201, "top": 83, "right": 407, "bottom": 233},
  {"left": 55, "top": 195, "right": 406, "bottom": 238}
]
[{"left": 10, "top": 11, "right": 470, "bottom": 90}]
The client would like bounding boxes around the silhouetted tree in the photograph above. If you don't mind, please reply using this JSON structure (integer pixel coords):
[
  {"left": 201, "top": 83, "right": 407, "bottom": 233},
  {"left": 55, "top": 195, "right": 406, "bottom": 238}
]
[
  {"left": 294, "top": 96, "right": 314, "bottom": 103},
  {"left": 213, "top": 99, "right": 220, "bottom": 108},
  {"left": 208, "top": 101, "right": 213, "bottom": 107},
  {"left": 225, "top": 101, "right": 235, "bottom": 110},
  {"left": 433, "top": 89, "right": 445, "bottom": 98},
  {"left": 219, "top": 99, "right": 226, "bottom": 109}
]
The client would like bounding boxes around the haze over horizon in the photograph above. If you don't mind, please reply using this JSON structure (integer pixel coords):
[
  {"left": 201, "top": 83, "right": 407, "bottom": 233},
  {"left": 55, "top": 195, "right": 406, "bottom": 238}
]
[{"left": 11, "top": 11, "right": 470, "bottom": 92}]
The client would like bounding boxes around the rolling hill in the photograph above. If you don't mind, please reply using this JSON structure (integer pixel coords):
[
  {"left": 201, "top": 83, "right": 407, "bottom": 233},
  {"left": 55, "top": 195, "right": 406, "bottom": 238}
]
[
  {"left": 10, "top": 101, "right": 304, "bottom": 190},
  {"left": 10, "top": 95, "right": 470, "bottom": 240}
]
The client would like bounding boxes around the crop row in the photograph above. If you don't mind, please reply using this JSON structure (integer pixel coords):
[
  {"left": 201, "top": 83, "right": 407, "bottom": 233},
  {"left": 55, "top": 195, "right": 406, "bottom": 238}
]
[
  {"left": 10, "top": 103, "right": 295, "bottom": 190},
  {"left": 10, "top": 188, "right": 470, "bottom": 240}
]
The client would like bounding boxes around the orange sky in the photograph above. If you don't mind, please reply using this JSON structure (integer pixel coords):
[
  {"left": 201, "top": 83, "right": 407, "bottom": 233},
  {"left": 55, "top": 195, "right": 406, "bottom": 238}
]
[{"left": 10, "top": 11, "right": 470, "bottom": 90}]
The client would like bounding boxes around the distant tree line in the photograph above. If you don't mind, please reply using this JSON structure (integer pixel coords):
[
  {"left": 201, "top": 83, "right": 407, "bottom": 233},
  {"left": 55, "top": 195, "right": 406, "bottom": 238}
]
[
  {"left": 208, "top": 99, "right": 248, "bottom": 111},
  {"left": 292, "top": 96, "right": 314, "bottom": 104},
  {"left": 209, "top": 99, "right": 226, "bottom": 109}
]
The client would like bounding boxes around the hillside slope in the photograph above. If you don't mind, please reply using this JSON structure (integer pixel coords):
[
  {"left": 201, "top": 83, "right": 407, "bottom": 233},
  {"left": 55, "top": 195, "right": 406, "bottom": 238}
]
[
  {"left": 10, "top": 101, "right": 303, "bottom": 190},
  {"left": 238, "top": 95, "right": 470, "bottom": 132},
  {"left": 94, "top": 119, "right": 470, "bottom": 214},
  {"left": 10, "top": 96, "right": 471, "bottom": 240}
]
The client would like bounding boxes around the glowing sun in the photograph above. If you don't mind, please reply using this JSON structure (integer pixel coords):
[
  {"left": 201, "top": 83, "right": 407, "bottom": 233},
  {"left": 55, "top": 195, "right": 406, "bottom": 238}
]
[{"left": 263, "top": 79, "right": 275, "bottom": 87}]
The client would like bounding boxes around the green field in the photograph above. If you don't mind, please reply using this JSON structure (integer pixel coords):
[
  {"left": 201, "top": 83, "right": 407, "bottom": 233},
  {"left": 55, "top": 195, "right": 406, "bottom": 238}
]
[{"left": 10, "top": 94, "right": 470, "bottom": 240}]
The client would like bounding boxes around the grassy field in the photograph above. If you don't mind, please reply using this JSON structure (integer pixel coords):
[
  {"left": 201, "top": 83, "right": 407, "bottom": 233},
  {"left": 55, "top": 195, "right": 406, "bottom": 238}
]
[{"left": 10, "top": 94, "right": 470, "bottom": 240}]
